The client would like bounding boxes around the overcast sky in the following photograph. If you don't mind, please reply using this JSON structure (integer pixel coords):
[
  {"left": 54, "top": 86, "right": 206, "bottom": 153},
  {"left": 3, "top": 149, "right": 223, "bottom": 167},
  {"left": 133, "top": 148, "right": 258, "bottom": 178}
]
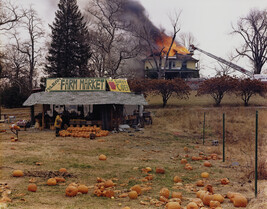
[{"left": 9, "top": 0, "right": 267, "bottom": 77}]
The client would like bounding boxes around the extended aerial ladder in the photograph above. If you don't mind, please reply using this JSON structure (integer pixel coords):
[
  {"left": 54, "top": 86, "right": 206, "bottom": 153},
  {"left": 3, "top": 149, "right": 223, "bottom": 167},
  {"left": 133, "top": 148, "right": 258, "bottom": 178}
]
[{"left": 189, "top": 45, "right": 254, "bottom": 78}]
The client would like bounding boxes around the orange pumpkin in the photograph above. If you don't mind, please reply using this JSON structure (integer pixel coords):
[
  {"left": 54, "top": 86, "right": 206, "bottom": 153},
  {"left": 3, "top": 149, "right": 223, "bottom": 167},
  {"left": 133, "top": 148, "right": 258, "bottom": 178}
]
[
  {"left": 65, "top": 186, "right": 78, "bottom": 197},
  {"left": 59, "top": 168, "right": 67, "bottom": 173},
  {"left": 156, "top": 167, "right": 165, "bottom": 174},
  {"left": 201, "top": 172, "right": 209, "bottom": 178},
  {"left": 28, "top": 184, "right": 37, "bottom": 192},
  {"left": 47, "top": 178, "right": 57, "bottom": 186},
  {"left": 131, "top": 185, "right": 142, "bottom": 195},
  {"left": 213, "top": 194, "right": 224, "bottom": 203},
  {"left": 78, "top": 185, "right": 88, "bottom": 194},
  {"left": 209, "top": 200, "right": 221, "bottom": 208},
  {"left": 180, "top": 159, "right": 188, "bottom": 164},
  {"left": 203, "top": 161, "right": 212, "bottom": 167},
  {"left": 13, "top": 170, "right": 24, "bottom": 177},
  {"left": 55, "top": 177, "right": 66, "bottom": 183},
  {"left": 172, "top": 191, "right": 182, "bottom": 199},
  {"left": 166, "top": 202, "right": 181, "bottom": 209},
  {"left": 173, "top": 176, "right": 182, "bottom": 183},
  {"left": 232, "top": 194, "right": 248, "bottom": 207},
  {"left": 99, "top": 154, "right": 107, "bottom": 161},
  {"left": 196, "top": 180, "right": 204, "bottom": 187},
  {"left": 202, "top": 194, "right": 213, "bottom": 206},
  {"left": 220, "top": 178, "right": 230, "bottom": 185},
  {"left": 128, "top": 191, "right": 138, "bottom": 199},
  {"left": 104, "top": 180, "right": 114, "bottom": 188},
  {"left": 160, "top": 188, "right": 170, "bottom": 199},
  {"left": 103, "top": 189, "right": 115, "bottom": 198},
  {"left": 186, "top": 202, "right": 198, "bottom": 209}
]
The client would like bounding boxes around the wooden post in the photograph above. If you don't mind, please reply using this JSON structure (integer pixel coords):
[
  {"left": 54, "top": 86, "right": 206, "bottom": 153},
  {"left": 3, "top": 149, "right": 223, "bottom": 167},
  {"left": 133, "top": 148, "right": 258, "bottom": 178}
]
[
  {"left": 30, "top": 105, "right": 35, "bottom": 125},
  {"left": 42, "top": 104, "right": 45, "bottom": 130}
]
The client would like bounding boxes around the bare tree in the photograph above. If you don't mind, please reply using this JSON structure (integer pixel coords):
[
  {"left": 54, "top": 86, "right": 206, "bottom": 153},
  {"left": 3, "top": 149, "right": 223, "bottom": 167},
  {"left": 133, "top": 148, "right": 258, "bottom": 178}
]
[
  {"left": 178, "top": 32, "right": 198, "bottom": 50},
  {"left": 215, "top": 52, "right": 237, "bottom": 77},
  {"left": 86, "top": 0, "right": 141, "bottom": 78},
  {"left": 232, "top": 9, "right": 267, "bottom": 74},
  {"left": 10, "top": 6, "right": 45, "bottom": 92},
  {"left": 0, "top": 0, "right": 22, "bottom": 31}
]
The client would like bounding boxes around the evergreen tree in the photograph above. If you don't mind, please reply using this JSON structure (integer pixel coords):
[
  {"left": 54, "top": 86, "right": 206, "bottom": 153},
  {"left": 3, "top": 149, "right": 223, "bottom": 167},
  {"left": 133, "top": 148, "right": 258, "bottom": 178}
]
[{"left": 45, "top": 0, "right": 91, "bottom": 77}]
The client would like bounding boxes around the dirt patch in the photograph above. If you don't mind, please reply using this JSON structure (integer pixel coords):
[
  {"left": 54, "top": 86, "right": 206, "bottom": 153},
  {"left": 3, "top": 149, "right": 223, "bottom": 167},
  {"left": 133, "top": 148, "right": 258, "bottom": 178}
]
[{"left": 23, "top": 170, "right": 76, "bottom": 178}]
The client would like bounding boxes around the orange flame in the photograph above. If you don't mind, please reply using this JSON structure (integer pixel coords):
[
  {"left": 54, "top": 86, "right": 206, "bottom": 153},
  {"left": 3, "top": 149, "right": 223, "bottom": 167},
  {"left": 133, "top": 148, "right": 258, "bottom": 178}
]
[{"left": 156, "top": 34, "right": 189, "bottom": 56}]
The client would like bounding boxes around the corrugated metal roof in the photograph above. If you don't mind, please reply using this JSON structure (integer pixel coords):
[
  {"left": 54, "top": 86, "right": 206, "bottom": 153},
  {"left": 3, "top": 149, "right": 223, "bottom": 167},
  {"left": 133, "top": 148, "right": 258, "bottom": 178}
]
[{"left": 23, "top": 91, "right": 148, "bottom": 106}]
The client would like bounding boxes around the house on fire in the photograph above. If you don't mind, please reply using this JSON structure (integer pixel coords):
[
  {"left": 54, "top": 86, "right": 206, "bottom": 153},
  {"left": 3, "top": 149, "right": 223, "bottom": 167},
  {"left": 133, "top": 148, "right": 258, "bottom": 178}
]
[
  {"left": 143, "top": 34, "right": 200, "bottom": 79},
  {"left": 144, "top": 53, "right": 199, "bottom": 79}
]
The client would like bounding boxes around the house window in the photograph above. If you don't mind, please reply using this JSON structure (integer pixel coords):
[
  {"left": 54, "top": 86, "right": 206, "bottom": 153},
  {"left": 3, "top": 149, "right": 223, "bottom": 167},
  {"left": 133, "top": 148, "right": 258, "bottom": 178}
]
[{"left": 169, "top": 61, "right": 176, "bottom": 69}]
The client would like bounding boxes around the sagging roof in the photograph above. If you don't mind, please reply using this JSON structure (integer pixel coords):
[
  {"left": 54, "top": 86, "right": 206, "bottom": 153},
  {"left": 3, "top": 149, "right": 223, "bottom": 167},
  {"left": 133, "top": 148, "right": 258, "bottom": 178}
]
[{"left": 23, "top": 91, "right": 148, "bottom": 106}]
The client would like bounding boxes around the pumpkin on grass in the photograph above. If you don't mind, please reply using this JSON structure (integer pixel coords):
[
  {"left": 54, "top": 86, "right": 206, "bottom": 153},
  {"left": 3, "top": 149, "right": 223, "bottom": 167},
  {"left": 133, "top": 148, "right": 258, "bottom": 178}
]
[
  {"left": 131, "top": 185, "right": 142, "bottom": 195},
  {"left": 172, "top": 191, "right": 182, "bottom": 199},
  {"left": 78, "top": 185, "right": 88, "bottom": 194},
  {"left": 160, "top": 188, "right": 170, "bottom": 199},
  {"left": 28, "top": 184, "right": 37, "bottom": 192},
  {"left": 13, "top": 170, "right": 24, "bottom": 177},
  {"left": 99, "top": 154, "right": 107, "bottom": 161},
  {"left": 186, "top": 202, "right": 198, "bottom": 209},
  {"left": 47, "top": 178, "right": 57, "bottom": 186},
  {"left": 65, "top": 186, "right": 78, "bottom": 197},
  {"left": 59, "top": 168, "right": 67, "bottom": 173},
  {"left": 173, "top": 176, "right": 182, "bottom": 183},
  {"left": 166, "top": 202, "right": 181, "bottom": 209},
  {"left": 201, "top": 172, "right": 209, "bottom": 178},
  {"left": 128, "top": 191, "right": 138, "bottom": 199}
]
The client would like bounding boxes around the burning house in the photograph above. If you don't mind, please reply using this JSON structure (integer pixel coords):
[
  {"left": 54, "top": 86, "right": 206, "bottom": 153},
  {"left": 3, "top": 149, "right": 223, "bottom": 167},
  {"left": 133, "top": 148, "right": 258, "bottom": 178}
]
[{"left": 144, "top": 35, "right": 199, "bottom": 79}]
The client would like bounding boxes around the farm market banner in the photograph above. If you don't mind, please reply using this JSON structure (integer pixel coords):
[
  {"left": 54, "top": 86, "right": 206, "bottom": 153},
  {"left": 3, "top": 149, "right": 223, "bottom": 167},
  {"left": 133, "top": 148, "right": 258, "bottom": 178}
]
[
  {"left": 107, "top": 79, "right": 131, "bottom": 92},
  {"left": 46, "top": 78, "right": 106, "bottom": 92}
]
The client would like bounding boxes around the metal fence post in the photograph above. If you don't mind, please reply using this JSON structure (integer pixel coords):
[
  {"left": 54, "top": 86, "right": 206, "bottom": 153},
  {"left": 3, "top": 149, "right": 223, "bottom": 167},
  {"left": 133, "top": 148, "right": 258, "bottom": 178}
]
[
  {"left": 223, "top": 113, "right": 225, "bottom": 162},
  {"left": 203, "top": 112, "right": 205, "bottom": 145},
  {"left": 255, "top": 110, "right": 258, "bottom": 197}
]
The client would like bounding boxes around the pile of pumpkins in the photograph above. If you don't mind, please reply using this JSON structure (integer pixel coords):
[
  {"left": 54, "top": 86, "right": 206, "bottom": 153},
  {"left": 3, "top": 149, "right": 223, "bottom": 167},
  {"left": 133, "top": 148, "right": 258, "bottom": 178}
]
[{"left": 59, "top": 125, "right": 109, "bottom": 138}]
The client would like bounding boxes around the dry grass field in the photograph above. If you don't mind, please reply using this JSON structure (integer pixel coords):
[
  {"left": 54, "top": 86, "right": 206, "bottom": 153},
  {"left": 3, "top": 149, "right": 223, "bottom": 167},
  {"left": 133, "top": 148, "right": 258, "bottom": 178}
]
[{"left": 0, "top": 92, "right": 267, "bottom": 209}]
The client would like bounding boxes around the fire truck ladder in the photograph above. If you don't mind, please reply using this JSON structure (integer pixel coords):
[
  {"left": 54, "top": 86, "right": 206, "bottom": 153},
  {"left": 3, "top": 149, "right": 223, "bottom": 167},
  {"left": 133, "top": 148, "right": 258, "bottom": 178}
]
[{"left": 189, "top": 45, "right": 253, "bottom": 77}]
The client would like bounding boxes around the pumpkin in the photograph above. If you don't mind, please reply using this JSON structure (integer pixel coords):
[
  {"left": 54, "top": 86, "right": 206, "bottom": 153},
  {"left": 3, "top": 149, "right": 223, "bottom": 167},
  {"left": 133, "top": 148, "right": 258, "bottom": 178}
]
[
  {"left": 55, "top": 177, "right": 66, "bottom": 183},
  {"left": 210, "top": 153, "right": 218, "bottom": 160},
  {"left": 13, "top": 170, "right": 24, "bottom": 177},
  {"left": 99, "top": 154, "right": 107, "bottom": 161},
  {"left": 65, "top": 186, "right": 78, "bottom": 197},
  {"left": 47, "top": 178, "right": 57, "bottom": 186},
  {"left": 156, "top": 167, "right": 165, "bottom": 174},
  {"left": 145, "top": 167, "right": 152, "bottom": 172},
  {"left": 145, "top": 174, "right": 153, "bottom": 181},
  {"left": 209, "top": 200, "right": 220, "bottom": 208},
  {"left": 203, "top": 161, "right": 212, "bottom": 167},
  {"left": 59, "top": 168, "right": 67, "bottom": 173},
  {"left": 196, "top": 180, "right": 204, "bottom": 187},
  {"left": 196, "top": 190, "right": 206, "bottom": 198},
  {"left": 131, "top": 185, "right": 142, "bottom": 195},
  {"left": 128, "top": 190, "right": 138, "bottom": 199},
  {"left": 159, "top": 195, "right": 168, "bottom": 202},
  {"left": 204, "top": 184, "right": 214, "bottom": 194},
  {"left": 202, "top": 194, "right": 213, "bottom": 206},
  {"left": 172, "top": 191, "right": 182, "bottom": 199},
  {"left": 166, "top": 202, "right": 181, "bottom": 209},
  {"left": 28, "top": 184, "right": 37, "bottom": 192},
  {"left": 220, "top": 178, "right": 230, "bottom": 185},
  {"left": 213, "top": 194, "right": 224, "bottom": 203},
  {"left": 185, "top": 164, "right": 193, "bottom": 170},
  {"left": 184, "top": 147, "right": 189, "bottom": 152},
  {"left": 180, "top": 159, "right": 188, "bottom": 164},
  {"left": 122, "top": 207, "right": 131, "bottom": 209},
  {"left": 201, "top": 172, "right": 209, "bottom": 178},
  {"left": 78, "top": 185, "right": 88, "bottom": 194},
  {"left": 160, "top": 188, "right": 170, "bottom": 199},
  {"left": 186, "top": 202, "right": 198, "bottom": 209},
  {"left": 191, "top": 198, "right": 204, "bottom": 207},
  {"left": 173, "top": 176, "right": 182, "bottom": 183},
  {"left": 104, "top": 180, "right": 114, "bottom": 188},
  {"left": 103, "top": 189, "right": 115, "bottom": 198},
  {"left": 232, "top": 194, "right": 248, "bottom": 207}
]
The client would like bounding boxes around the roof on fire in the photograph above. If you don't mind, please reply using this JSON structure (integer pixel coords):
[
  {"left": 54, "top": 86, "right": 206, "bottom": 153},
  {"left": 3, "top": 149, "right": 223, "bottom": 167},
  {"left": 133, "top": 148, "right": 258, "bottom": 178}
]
[{"left": 23, "top": 91, "right": 148, "bottom": 106}]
